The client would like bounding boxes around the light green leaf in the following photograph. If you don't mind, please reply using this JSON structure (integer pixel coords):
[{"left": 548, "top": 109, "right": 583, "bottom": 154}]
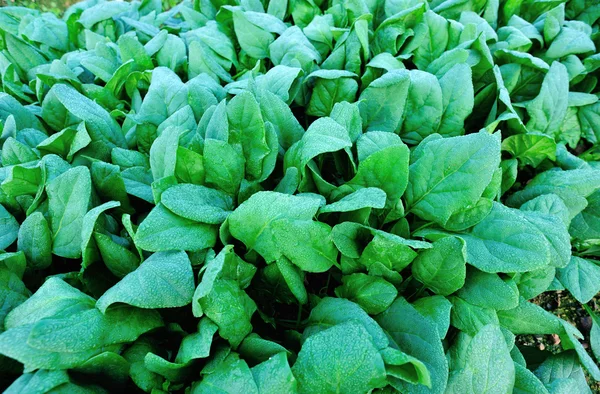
[
  {"left": 47, "top": 167, "right": 91, "bottom": 259},
  {"left": 405, "top": 132, "right": 500, "bottom": 226},
  {"left": 96, "top": 251, "right": 195, "bottom": 313},
  {"left": 135, "top": 204, "right": 217, "bottom": 252},
  {"left": 293, "top": 321, "right": 387, "bottom": 394}
]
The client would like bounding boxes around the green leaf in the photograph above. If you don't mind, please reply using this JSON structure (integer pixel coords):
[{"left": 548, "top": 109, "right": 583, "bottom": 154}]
[
  {"left": 513, "top": 363, "right": 549, "bottom": 394},
  {"left": 447, "top": 324, "right": 515, "bottom": 393},
  {"left": 405, "top": 132, "right": 500, "bottom": 226},
  {"left": 412, "top": 11, "right": 449, "bottom": 69},
  {"left": 559, "top": 320, "right": 600, "bottom": 381},
  {"left": 400, "top": 70, "right": 443, "bottom": 144},
  {"left": 556, "top": 256, "right": 600, "bottom": 304},
  {"left": 457, "top": 267, "right": 519, "bottom": 311},
  {"left": 546, "top": 27, "right": 596, "bottom": 59},
  {"left": 161, "top": 184, "right": 233, "bottom": 224},
  {"left": 344, "top": 143, "right": 410, "bottom": 208},
  {"left": 227, "top": 91, "right": 272, "bottom": 181},
  {"left": 293, "top": 321, "right": 387, "bottom": 394},
  {"left": 501, "top": 133, "right": 557, "bottom": 167},
  {"left": 497, "top": 297, "right": 562, "bottom": 335},
  {"left": 377, "top": 298, "right": 448, "bottom": 394},
  {"left": 412, "top": 236, "right": 467, "bottom": 296},
  {"left": 96, "top": 251, "right": 194, "bottom": 313},
  {"left": 304, "top": 297, "right": 389, "bottom": 350},
  {"left": 358, "top": 70, "right": 411, "bottom": 133},
  {"left": 228, "top": 192, "right": 322, "bottom": 262},
  {"left": 437, "top": 63, "right": 474, "bottom": 137},
  {"left": 306, "top": 70, "right": 359, "bottom": 117},
  {"left": 382, "top": 347, "right": 432, "bottom": 388},
  {"left": 46, "top": 84, "right": 126, "bottom": 149},
  {"left": 203, "top": 139, "right": 245, "bottom": 195},
  {"left": 413, "top": 296, "right": 452, "bottom": 339},
  {"left": 534, "top": 352, "right": 591, "bottom": 394},
  {"left": 4, "top": 278, "right": 94, "bottom": 329},
  {"left": 450, "top": 296, "right": 499, "bottom": 336},
  {"left": 0, "top": 204, "right": 19, "bottom": 250},
  {"left": 582, "top": 305, "right": 600, "bottom": 364},
  {"left": 276, "top": 256, "right": 308, "bottom": 304},
  {"left": 46, "top": 167, "right": 91, "bottom": 259},
  {"left": 570, "top": 189, "right": 600, "bottom": 240},
  {"left": 135, "top": 203, "right": 217, "bottom": 252},
  {"left": 192, "top": 353, "right": 259, "bottom": 394},
  {"left": 80, "top": 200, "right": 121, "bottom": 268},
  {"left": 271, "top": 219, "right": 337, "bottom": 273},
  {"left": 319, "top": 188, "right": 386, "bottom": 214},
  {"left": 334, "top": 273, "right": 397, "bottom": 315},
  {"left": 4, "top": 370, "right": 70, "bottom": 393},
  {"left": 252, "top": 352, "right": 298, "bottom": 394},
  {"left": 459, "top": 203, "right": 552, "bottom": 273},
  {"left": 198, "top": 279, "right": 256, "bottom": 348},
  {"left": 524, "top": 62, "right": 569, "bottom": 139},
  {"left": 17, "top": 212, "right": 51, "bottom": 270}
]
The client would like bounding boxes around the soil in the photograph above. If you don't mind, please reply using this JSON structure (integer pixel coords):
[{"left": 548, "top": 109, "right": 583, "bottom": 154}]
[{"left": 520, "top": 292, "right": 600, "bottom": 393}]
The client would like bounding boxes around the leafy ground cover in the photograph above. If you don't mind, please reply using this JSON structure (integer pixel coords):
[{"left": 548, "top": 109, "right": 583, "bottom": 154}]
[{"left": 1, "top": 0, "right": 600, "bottom": 393}]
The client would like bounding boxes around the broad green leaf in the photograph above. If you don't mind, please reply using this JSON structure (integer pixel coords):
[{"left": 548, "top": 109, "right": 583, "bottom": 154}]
[
  {"left": 513, "top": 363, "right": 549, "bottom": 394},
  {"left": 447, "top": 324, "right": 515, "bottom": 393},
  {"left": 80, "top": 200, "right": 121, "bottom": 268},
  {"left": 457, "top": 267, "right": 519, "bottom": 311},
  {"left": 271, "top": 219, "right": 337, "bottom": 273},
  {"left": 96, "top": 251, "right": 194, "bottom": 313},
  {"left": 382, "top": 347, "right": 432, "bottom": 388},
  {"left": 334, "top": 273, "right": 397, "bottom": 315},
  {"left": 46, "top": 84, "right": 126, "bottom": 149},
  {"left": 46, "top": 167, "right": 91, "bottom": 259},
  {"left": 405, "top": 132, "right": 500, "bottom": 226},
  {"left": 570, "top": 189, "right": 600, "bottom": 240},
  {"left": 343, "top": 143, "right": 410, "bottom": 208},
  {"left": 306, "top": 70, "right": 359, "bottom": 117},
  {"left": 304, "top": 297, "right": 389, "bottom": 350},
  {"left": 497, "top": 297, "right": 562, "bottom": 334},
  {"left": 377, "top": 298, "right": 448, "bottom": 394},
  {"left": 198, "top": 279, "right": 256, "bottom": 347},
  {"left": 293, "top": 321, "right": 387, "bottom": 394},
  {"left": 534, "top": 352, "right": 591, "bottom": 394},
  {"left": 135, "top": 204, "right": 217, "bottom": 252},
  {"left": 192, "top": 353, "right": 259, "bottom": 394},
  {"left": 524, "top": 62, "right": 569, "bottom": 138},
  {"left": 437, "top": 63, "right": 474, "bottom": 137},
  {"left": 17, "top": 212, "right": 51, "bottom": 269},
  {"left": 276, "top": 256, "right": 308, "bottom": 304},
  {"left": 252, "top": 352, "right": 298, "bottom": 394},
  {"left": 582, "top": 305, "right": 600, "bottom": 364},
  {"left": 412, "top": 236, "right": 467, "bottom": 296},
  {"left": 227, "top": 91, "right": 272, "bottom": 181},
  {"left": 449, "top": 296, "right": 499, "bottom": 336},
  {"left": 239, "top": 333, "right": 290, "bottom": 365},
  {"left": 161, "top": 184, "right": 233, "bottom": 224},
  {"left": 559, "top": 320, "right": 600, "bottom": 381},
  {"left": 319, "top": 188, "right": 386, "bottom": 214},
  {"left": 228, "top": 192, "right": 322, "bottom": 262},
  {"left": 400, "top": 70, "right": 443, "bottom": 145},
  {"left": 413, "top": 296, "right": 452, "bottom": 339},
  {"left": 556, "top": 256, "right": 600, "bottom": 304},
  {"left": 501, "top": 133, "right": 557, "bottom": 167},
  {"left": 0, "top": 204, "right": 19, "bottom": 250},
  {"left": 459, "top": 203, "right": 551, "bottom": 273},
  {"left": 4, "top": 370, "right": 70, "bottom": 393},
  {"left": 546, "top": 27, "right": 595, "bottom": 59},
  {"left": 358, "top": 69, "right": 410, "bottom": 132}
]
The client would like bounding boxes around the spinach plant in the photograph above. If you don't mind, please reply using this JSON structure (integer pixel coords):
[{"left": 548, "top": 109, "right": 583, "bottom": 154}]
[{"left": 0, "top": 0, "right": 599, "bottom": 392}]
